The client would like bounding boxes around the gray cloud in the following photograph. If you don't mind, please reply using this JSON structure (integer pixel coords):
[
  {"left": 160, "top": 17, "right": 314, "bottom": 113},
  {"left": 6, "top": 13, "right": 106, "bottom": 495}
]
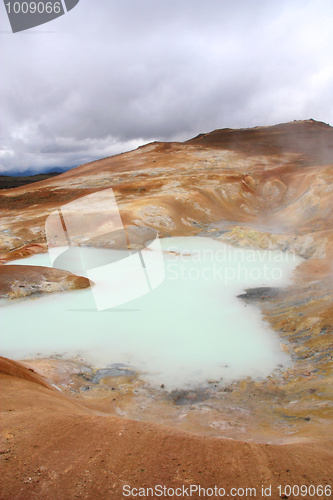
[{"left": 1, "top": 0, "right": 333, "bottom": 173}]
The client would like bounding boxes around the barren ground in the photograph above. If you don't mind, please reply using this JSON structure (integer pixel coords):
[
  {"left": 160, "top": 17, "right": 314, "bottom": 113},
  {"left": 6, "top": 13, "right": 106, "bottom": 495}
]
[{"left": 1, "top": 120, "right": 332, "bottom": 499}]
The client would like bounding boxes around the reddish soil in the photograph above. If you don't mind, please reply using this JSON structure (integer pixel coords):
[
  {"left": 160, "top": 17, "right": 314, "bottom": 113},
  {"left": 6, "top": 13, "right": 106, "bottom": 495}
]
[{"left": 1, "top": 358, "right": 332, "bottom": 500}]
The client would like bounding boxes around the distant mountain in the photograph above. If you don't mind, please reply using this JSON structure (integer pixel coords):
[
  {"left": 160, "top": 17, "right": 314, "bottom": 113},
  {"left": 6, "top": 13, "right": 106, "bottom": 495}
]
[
  {"left": 4, "top": 166, "right": 76, "bottom": 177},
  {"left": 0, "top": 165, "right": 78, "bottom": 189},
  {"left": 42, "top": 166, "right": 75, "bottom": 175},
  {"left": 0, "top": 172, "right": 61, "bottom": 190}
]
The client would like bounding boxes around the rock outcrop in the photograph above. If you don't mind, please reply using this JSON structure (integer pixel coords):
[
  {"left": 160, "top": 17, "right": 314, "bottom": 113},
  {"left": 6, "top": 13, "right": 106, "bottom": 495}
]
[
  {"left": 0, "top": 120, "right": 332, "bottom": 496},
  {"left": 0, "top": 265, "right": 91, "bottom": 299}
]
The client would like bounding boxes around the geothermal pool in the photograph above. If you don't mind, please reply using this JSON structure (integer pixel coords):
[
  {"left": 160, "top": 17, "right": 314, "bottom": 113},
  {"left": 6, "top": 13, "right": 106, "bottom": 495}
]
[{"left": 1, "top": 237, "right": 302, "bottom": 389}]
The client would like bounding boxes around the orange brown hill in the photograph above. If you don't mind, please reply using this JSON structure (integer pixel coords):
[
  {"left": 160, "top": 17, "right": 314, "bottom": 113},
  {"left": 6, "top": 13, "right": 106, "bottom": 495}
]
[
  {"left": 0, "top": 264, "right": 91, "bottom": 299},
  {"left": 1, "top": 357, "right": 332, "bottom": 500},
  {"left": 0, "top": 119, "right": 333, "bottom": 263}
]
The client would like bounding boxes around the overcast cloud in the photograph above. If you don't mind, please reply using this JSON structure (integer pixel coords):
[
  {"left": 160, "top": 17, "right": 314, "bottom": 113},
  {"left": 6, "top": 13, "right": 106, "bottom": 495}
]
[{"left": 0, "top": 0, "right": 333, "bottom": 173}]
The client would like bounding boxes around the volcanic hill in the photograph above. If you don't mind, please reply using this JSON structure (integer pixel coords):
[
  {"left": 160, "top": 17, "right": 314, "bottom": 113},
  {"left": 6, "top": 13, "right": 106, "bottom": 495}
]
[{"left": 0, "top": 120, "right": 332, "bottom": 498}]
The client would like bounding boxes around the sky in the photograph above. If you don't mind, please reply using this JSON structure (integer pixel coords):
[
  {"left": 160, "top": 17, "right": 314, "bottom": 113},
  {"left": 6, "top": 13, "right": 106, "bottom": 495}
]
[{"left": 0, "top": 0, "right": 333, "bottom": 174}]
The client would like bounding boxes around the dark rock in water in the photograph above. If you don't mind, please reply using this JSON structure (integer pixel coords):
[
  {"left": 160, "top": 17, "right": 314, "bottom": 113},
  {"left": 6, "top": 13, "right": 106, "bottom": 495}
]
[
  {"left": 237, "top": 287, "right": 282, "bottom": 302},
  {"left": 78, "top": 372, "right": 93, "bottom": 382},
  {"left": 169, "top": 389, "right": 209, "bottom": 406},
  {"left": 77, "top": 364, "right": 135, "bottom": 385}
]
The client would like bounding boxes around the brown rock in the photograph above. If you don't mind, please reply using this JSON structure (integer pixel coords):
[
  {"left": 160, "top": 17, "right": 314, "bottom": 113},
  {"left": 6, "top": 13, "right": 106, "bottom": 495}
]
[{"left": 0, "top": 265, "right": 91, "bottom": 299}]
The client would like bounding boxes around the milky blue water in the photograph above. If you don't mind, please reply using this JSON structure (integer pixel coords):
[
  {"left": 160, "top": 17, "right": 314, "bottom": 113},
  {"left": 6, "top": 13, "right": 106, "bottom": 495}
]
[{"left": 1, "top": 237, "right": 301, "bottom": 389}]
